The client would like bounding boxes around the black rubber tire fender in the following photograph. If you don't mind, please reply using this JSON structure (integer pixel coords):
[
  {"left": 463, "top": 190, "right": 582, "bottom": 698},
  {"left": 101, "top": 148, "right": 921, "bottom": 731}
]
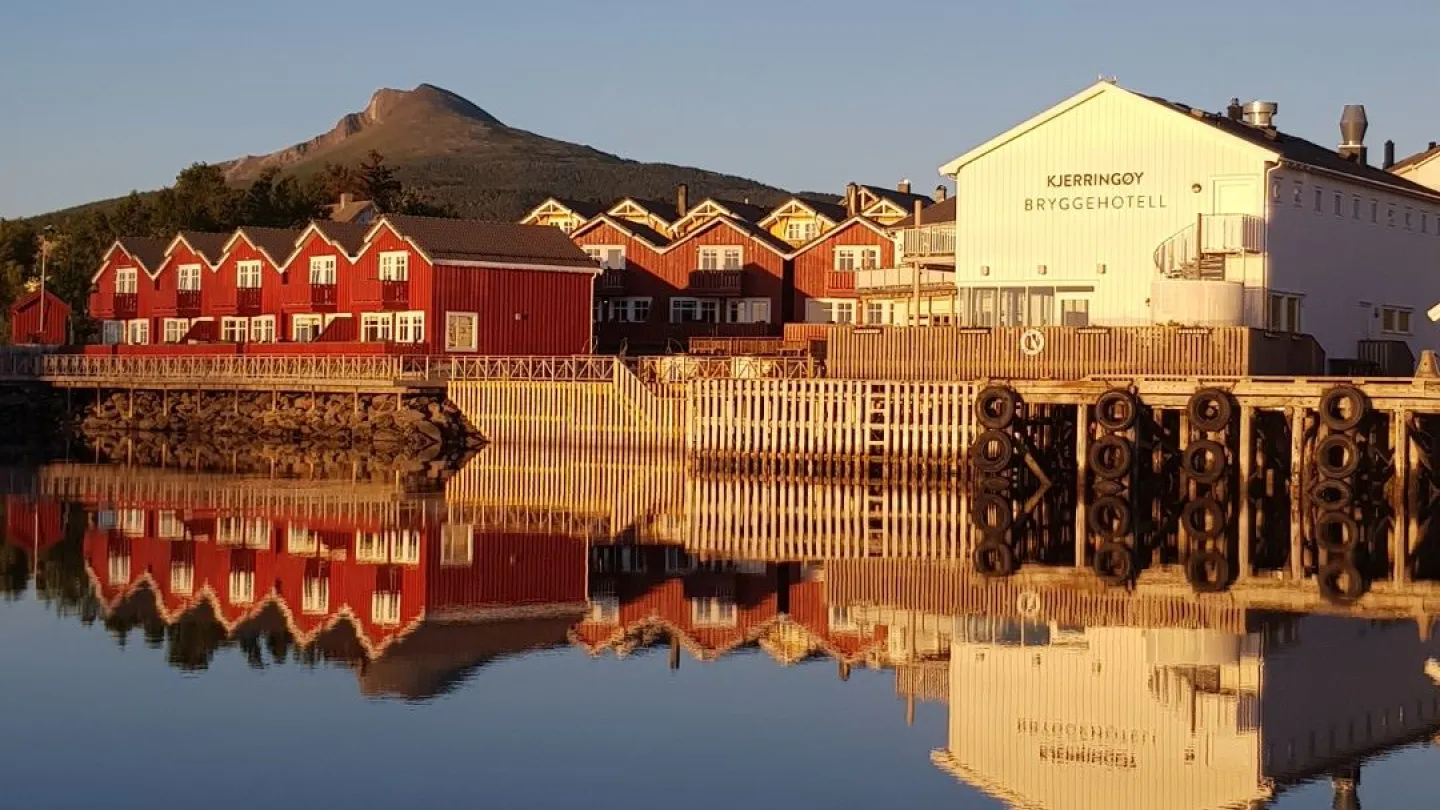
[
  {"left": 1181, "top": 439, "right": 1229, "bottom": 485},
  {"left": 1092, "top": 541, "right": 1136, "bottom": 586},
  {"left": 1317, "top": 559, "right": 1368, "bottom": 606},
  {"left": 1095, "top": 389, "right": 1139, "bottom": 432},
  {"left": 975, "top": 386, "right": 1019, "bottom": 430},
  {"left": 1185, "top": 549, "right": 1233, "bottom": 594},
  {"left": 1309, "top": 478, "right": 1354, "bottom": 511},
  {"left": 1187, "top": 387, "right": 1234, "bottom": 433},
  {"left": 971, "top": 429, "right": 1016, "bottom": 473},
  {"left": 1314, "top": 433, "right": 1361, "bottom": 479},
  {"left": 1087, "top": 495, "right": 1134, "bottom": 539},
  {"left": 1313, "top": 510, "right": 1361, "bottom": 554},
  {"left": 973, "top": 540, "right": 1018, "bottom": 578},
  {"left": 1319, "top": 385, "right": 1368, "bottom": 432},
  {"left": 1180, "top": 497, "right": 1227, "bottom": 540},
  {"left": 971, "top": 492, "right": 1014, "bottom": 535},
  {"left": 1088, "top": 435, "right": 1133, "bottom": 481}
]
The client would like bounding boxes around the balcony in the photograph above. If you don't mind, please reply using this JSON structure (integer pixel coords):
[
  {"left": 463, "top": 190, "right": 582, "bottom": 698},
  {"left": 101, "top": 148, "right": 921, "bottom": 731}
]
[
  {"left": 687, "top": 269, "right": 743, "bottom": 296},
  {"left": 900, "top": 225, "right": 956, "bottom": 262},
  {"left": 236, "top": 287, "right": 262, "bottom": 315},
  {"left": 381, "top": 279, "right": 409, "bottom": 309},
  {"left": 176, "top": 289, "right": 202, "bottom": 317},
  {"left": 1154, "top": 214, "right": 1266, "bottom": 280},
  {"left": 855, "top": 267, "right": 957, "bottom": 294},
  {"left": 825, "top": 270, "right": 857, "bottom": 295},
  {"left": 310, "top": 283, "right": 338, "bottom": 309},
  {"left": 597, "top": 269, "right": 627, "bottom": 294},
  {"left": 112, "top": 292, "right": 138, "bottom": 319}
]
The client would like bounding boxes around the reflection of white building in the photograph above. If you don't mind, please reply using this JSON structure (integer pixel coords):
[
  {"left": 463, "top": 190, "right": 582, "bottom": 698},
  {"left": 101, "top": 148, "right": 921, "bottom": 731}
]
[
  {"left": 933, "top": 614, "right": 1440, "bottom": 810},
  {"left": 939, "top": 80, "right": 1440, "bottom": 365}
]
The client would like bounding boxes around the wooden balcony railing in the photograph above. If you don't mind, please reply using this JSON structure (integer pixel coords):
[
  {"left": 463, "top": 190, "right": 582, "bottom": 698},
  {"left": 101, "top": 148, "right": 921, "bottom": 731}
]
[
  {"left": 825, "top": 270, "right": 857, "bottom": 294},
  {"left": 687, "top": 269, "right": 743, "bottom": 295},
  {"left": 596, "top": 269, "right": 627, "bottom": 294},
  {"left": 900, "top": 225, "right": 956, "bottom": 259},
  {"left": 113, "top": 292, "right": 138, "bottom": 319},
  {"left": 382, "top": 280, "right": 409, "bottom": 309},
  {"left": 236, "top": 287, "right": 262, "bottom": 315},
  {"left": 175, "top": 290, "right": 202, "bottom": 317},
  {"left": 310, "top": 283, "right": 338, "bottom": 309}
]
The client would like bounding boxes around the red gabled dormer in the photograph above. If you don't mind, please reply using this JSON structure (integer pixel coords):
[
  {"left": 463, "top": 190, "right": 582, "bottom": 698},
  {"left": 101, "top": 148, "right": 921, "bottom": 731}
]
[
  {"left": 788, "top": 216, "right": 896, "bottom": 324},
  {"left": 209, "top": 227, "right": 303, "bottom": 343},
  {"left": 149, "top": 231, "right": 227, "bottom": 344},
  {"left": 89, "top": 237, "right": 168, "bottom": 343}
]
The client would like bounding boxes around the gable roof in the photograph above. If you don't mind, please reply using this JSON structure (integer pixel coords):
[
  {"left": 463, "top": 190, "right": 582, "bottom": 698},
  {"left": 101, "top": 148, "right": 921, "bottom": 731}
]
[
  {"left": 374, "top": 214, "right": 599, "bottom": 270},
  {"left": 8, "top": 288, "right": 70, "bottom": 317},
  {"left": 681, "top": 215, "right": 794, "bottom": 255},
  {"left": 113, "top": 237, "right": 169, "bottom": 275},
  {"left": 610, "top": 198, "right": 679, "bottom": 224},
  {"left": 1391, "top": 144, "right": 1440, "bottom": 174},
  {"left": 170, "top": 231, "right": 230, "bottom": 267},
  {"left": 309, "top": 220, "right": 372, "bottom": 255},
  {"left": 859, "top": 185, "right": 934, "bottom": 212},
  {"left": 760, "top": 196, "right": 848, "bottom": 227},
  {"left": 789, "top": 216, "right": 894, "bottom": 256},
  {"left": 226, "top": 226, "right": 305, "bottom": 269},
  {"left": 570, "top": 214, "right": 670, "bottom": 249},
  {"left": 523, "top": 197, "right": 606, "bottom": 222},
  {"left": 941, "top": 80, "right": 1440, "bottom": 202},
  {"left": 327, "top": 198, "right": 377, "bottom": 224},
  {"left": 890, "top": 197, "right": 956, "bottom": 229}
]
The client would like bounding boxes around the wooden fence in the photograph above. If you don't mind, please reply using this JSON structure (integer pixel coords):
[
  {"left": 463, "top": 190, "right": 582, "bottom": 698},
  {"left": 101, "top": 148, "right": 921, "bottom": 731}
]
[{"left": 826, "top": 326, "right": 1326, "bottom": 380}]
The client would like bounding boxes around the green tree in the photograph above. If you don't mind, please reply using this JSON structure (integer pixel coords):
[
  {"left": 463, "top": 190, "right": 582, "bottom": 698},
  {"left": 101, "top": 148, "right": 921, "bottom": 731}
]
[{"left": 359, "top": 150, "right": 403, "bottom": 211}]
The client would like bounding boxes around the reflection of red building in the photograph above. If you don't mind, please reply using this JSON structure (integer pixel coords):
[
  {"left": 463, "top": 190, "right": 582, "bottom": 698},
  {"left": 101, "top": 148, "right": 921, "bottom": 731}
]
[{"left": 4, "top": 496, "right": 65, "bottom": 554}]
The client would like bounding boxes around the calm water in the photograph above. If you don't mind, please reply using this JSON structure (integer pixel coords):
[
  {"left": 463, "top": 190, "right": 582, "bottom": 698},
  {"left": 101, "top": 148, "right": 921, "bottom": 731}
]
[{"left": 1, "top": 458, "right": 1439, "bottom": 810}]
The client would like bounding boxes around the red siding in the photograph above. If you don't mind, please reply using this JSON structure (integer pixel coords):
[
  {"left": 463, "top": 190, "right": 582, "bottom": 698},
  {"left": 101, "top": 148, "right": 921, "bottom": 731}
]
[
  {"left": 433, "top": 263, "right": 593, "bottom": 354},
  {"left": 791, "top": 220, "right": 895, "bottom": 322},
  {"left": 89, "top": 245, "right": 159, "bottom": 322},
  {"left": 427, "top": 531, "right": 587, "bottom": 609},
  {"left": 350, "top": 225, "right": 432, "bottom": 314},
  {"left": 8, "top": 291, "right": 70, "bottom": 345},
  {"left": 210, "top": 237, "right": 285, "bottom": 318},
  {"left": 281, "top": 230, "right": 356, "bottom": 318},
  {"left": 4, "top": 497, "right": 64, "bottom": 553}
]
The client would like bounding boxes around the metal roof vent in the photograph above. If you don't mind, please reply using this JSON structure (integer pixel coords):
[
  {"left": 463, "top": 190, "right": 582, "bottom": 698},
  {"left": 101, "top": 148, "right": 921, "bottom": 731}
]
[
  {"left": 1242, "top": 100, "right": 1278, "bottom": 129},
  {"left": 1339, "top": 105, "right": 1369, "bottom": 164}
]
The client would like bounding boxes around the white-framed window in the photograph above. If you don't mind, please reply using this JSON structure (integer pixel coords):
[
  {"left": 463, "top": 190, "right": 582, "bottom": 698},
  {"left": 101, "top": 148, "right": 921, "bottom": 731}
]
[
  {"left": 828, "top": 605, "right": 859, "bottom": 632},
  {"left": 302, "top": 575, "right": 329, "bottom": 615},
  {"left": 396, "top": 311, "right": 425, "bottom": 344},
  {"left": 391, "top": 530, "right": 421, "bottom": 566},
  {"left": 834, "top": 246, "right": 881, "bottom": 271},
  {"left": 378, "top": 251, "right": 409, "bottom": 281},
  {"left": 445, "top": 312, "right": 478, "bottom": 352},
  {"left": 118, "top": 509, "right": 147, "bottom": 537},
  {"left": 727, "top": 298, "right": 771, "bottom": 324},
  {"left": 806, "top": 299, "right": 856, "bottom": 324},
  {"left": 607, "top": 297, "right": 651, "bottom": 323},
  {"left": 1267, "top": 293, "right": 1302, "bottom": 333},
  {"left": 699, "top": 246, "right": 743, "bottom": 270},
  {"left": 355, "top": 531, "right": 387, "bottom": 563},
  {"left": 217, "top": 517, "right": 270, "bottom": 549},
  {"left": 584, "top": 245, "right": 626, "bottom": 270},
  {"left": 664, "top": 547, "right": 694, "bottom": 574},
  {"left": 236, "top": 260, "right": 263, "bottom": 289},
  {"left": 361, "top": 313, "right": 394, "bottom": 342},
  {"left": 1380, "top": 306, "right": 1413, "bottom": 335},
  {"left": 309, "top": 255, "right": 337, "bottom": 285},
  {"left": 785, "top": 220, "right": 818, "bottom": 243},
  {"left": 292, "top": 314, "right": 324, "bottom": 342},
  {"left": 115, "top": 267, "right": 139, "bottom": 294},
  {"left": 865, "top": 301, "right": 893, "bottom": 325},
  {"left": 125, "top": 319, "right": 150, "bottom": 345},
  {"left": 287, "top": 526, "right": 318, "bottom": 555},
  {"left": 249, "top": 316, "right": 276, "bottom": 343},
  {"left": 690, "top": 597, "right": 738, "bottom": 627},
  {"left": 373, "top": 590, "right": 402, "bottom": 626},
  {"left": 354, "top": 530, "right": 421, "bottom": 565},
  {"left": 162, "top": 318, "right": 190, "bottom": 344},
  {"left": 157, "top": 511, "right": 185, "bottom": 540},
  {"left": 107, "top": 549, "right": 130, "bottom": 585},
  {"left": 220, "top": 316, "right": 248, "bottom": 343},
  {"left": 441, "top": 524, "right": 474, "bottom": 567},
  {"left": 170, "top": 561, "right": 194, "bottom": 596},
  {"left": 670, "top": 297, "right": 721, "bottom": 323},
  {"left": 229, "top": 569, "right": 255, "bottom": 605},
  {"left": 589, "top": 596, "right": 619, "bottom": 624},
  {"left": 102, "top": 320, "right": 124, "bottom": 345},
  {"left": 177, "top": 264, "right": 202, "bottom": 292}
]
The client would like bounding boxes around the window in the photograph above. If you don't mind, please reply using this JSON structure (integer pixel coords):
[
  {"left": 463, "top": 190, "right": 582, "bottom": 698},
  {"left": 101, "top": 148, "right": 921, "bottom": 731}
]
[
  {"left": 1333, "top": 193, "right": 1342, "bottom": 216},
  {"left": 119, "top": 509, "right": 147, "bottom": 537},
  {"left": 607, "top": 297, "right": 651, "bottom": 323},
  {"left": 834, "top": 246, "right": 881, "bottom": 271},
  {"left": 309, "top": 255, "right": 337, "bottom": 285},
  {"left": 361, "top": 313, "right": 394, "bottom": 342},
  {"left": 249, "top": 316, "right": 276, "bottom": 343},
  {"left": 1314, "top": 188, "right": 1322, "bottom": 212},
  {"left": 828, "top": 605, "right": 859, "bottom": 632},
  {"left": 115, "top": 267, "right": 138, "bottom": 294},
  {"left": 396, "top": 311, "right": 425, "bottom": 344},
  {"left": 583, "top": 246, "right": 626, "bottom": 270},
  {"left": 102, "top": 320, "right": 124, "bottom": 345},
  {"left": 126, "top": 319, "right": 150, "bottom": 345},
  {"left": 1388, "top": 205, "right": 1396, "bottom": 227},
  {"left": 287, "top": 526, "right": 317, "bottom": 555},
  {"left": 1291, "top": 182, "right": 1303, "bottom": 207},
  {"left": 170, "top": 561, "right": 194, "bottom": 596},
  {"left": 1425, "top": 214, "right": 1430, "bottom": 234},
  {"left": 292, "top": 314, "right": 324, "bottom": 342},
  {"left": 664, "top": 547, "right": 693, "bottom": 574},
  {"left": 589, "top": 596, "right": 619, "bottom": 624},
  {"left": 378, "top": 251, "right": 409, "bottom": 281},
  {"left": 699, "top": 246, "right": 743, "bottom": 270},
  {"left": 373, "top": 591, "right": 402, "bottom": 626},
  {"left": 1353, "top": 197, "right": 1361, "bottom": 220},
  {"left": 236, "top": 260, "right": 263, "bottom": 289},
  {"left": 972, "top": 288, "right": 998, "bottom": 326},
  {"left": 1270, "top": 179, "right": 1281, "bottom": 202},
  {"left": 177, "top": 264, "right": 202, "bottom": 291},
  {"left": 445, "top": 312, "right": 478, "bottom": 351},
  {"left": 302, "top": 576, "right": 329, "bottom": 615},
  {"left": 806, "top": 298, "right": 855, "bottom": 324},
  {"left": 1381, "top": 306, "right": 1413, "bottom": 335},
  {"left": 785, "top": 220, "right": 818, "bottom": 243},
  {"left": 670, "top": 297, "right": 721, "bottom": 323},
  {"left": 1371, "top": 200, "right": 1379, "bottom": 223},
  {"left": 355, "top": 531, "right": 387, "bottom": 563},
  {"left": 220, "top": 316, "right": 248, "bottom": 343},
  {"left": 162, "top": 318, "right": 189, "bottom": 344},
  {"left": 107, "top": 549, "right": 130, "bottom": 585},
  {"left": 690, "top": 597, "right": 737, "bottom": 627},
  {"left": 1060, "top": 298, "right": 1091, "bottom": 327},
  {"left": 727, "top": 298, "right": 771, "bottom": 324},
  {"left": 1406, "top": 208, "right": 1414, "bottom": 229},
  {"left": 229, "top": 569, "right": 255, "bottom": 605},
  {"left": 441, "top": 524, "right": 474, "bottom": 567},
  {"left": 1267, "top": 293, "right": 1302, "bottom": 333},
  {"left": 157, "top": 511, "right": 185, "bottom": 540},
  {"left": 865, "top": 301, "right": 893, "bottom": 325}
]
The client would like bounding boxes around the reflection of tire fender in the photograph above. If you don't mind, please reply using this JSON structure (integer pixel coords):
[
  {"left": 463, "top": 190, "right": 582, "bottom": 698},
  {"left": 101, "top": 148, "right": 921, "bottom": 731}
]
[
  {"left": 1020, "top": 329, "right": 1046, "bottom": 356},
  {"left": 1309, "top": 479, "right": 1354, "bottom": 511},
  {"left": 972, "top": 493, "right": 1014, "bottom": 535},
  {"left": 1093, "top": 542, "right": 1135, "bottom": 586},
  {"left": 1088, "top": 495, "right": 1133, "bottom": 539},
  {"left": 1313, "top": 511, "right": 1361, "bottom": 554},
  {"left": 972, "top": 429, "right": 1016, "bottom": 473},
  {"left": 1315, "top": 433, "right": 1361, "bottom": 479},
  {"left": 1180, "top": 497, "right": 1227, "bottom": 540},
  {"left": 1185, "top": 550, "right": 1232, "bottom": 593},
  {"left": 1182, "top": 439, "right": 1228, "bottom": 484},
  {"left": 1187, "top": 388, "right": 1234, "bottom": 433},
  {"left": 1317, "top": 559, "right": 1368, "bottom": 605},
  {"left": 1016, "top": 590, "right": 1041, "bottom": 619},
  {"left": 1096, "top": 389, "right": 1139, "bottom": 432},
  {"left": 973, "top": 540, "right": 1018, "bottom": 578}
]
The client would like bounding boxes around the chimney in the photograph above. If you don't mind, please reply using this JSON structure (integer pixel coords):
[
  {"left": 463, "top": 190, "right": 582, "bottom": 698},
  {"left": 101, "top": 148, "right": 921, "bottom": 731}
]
[
  {"left": 1241, "top": 100, "right": 1278, "bottom": 129},
  {"left": 1226, "top": 97, "right": 1244, "bottom": 121},
  {"left": 844, "top": 182, "right": 858, "bottom": 217},
  {"left": 675, "top": 184, "right": 688, "bottom": 218},
  {"left": 339, "top": 192, "right": 353, "bottom": 207},
  {"left": 1339, "top": 104, "right": 1369, "bottom": 165},
  {"left": 935, "top": 184, "right": 948, "bottom": 202},
  {"left": 1431, "top": 141, "right": 1438, "bottom": 151},
  {"left": 1384, "top": 139, "right": 1396, "bottom": 170},
  {"left": 897, "top": 178, "right": 912, "bottom": 195}
]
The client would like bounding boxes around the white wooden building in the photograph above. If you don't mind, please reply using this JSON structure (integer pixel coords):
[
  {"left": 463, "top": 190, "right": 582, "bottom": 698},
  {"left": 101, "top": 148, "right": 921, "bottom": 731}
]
[{"left": 938, "top": 79, "right": 1440, "bottom": 366}]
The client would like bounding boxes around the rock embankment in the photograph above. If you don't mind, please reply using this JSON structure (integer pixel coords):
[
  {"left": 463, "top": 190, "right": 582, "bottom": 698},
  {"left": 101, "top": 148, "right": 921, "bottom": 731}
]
[{"left": 80, "top": 390, "right": 481, "bottom": 452}]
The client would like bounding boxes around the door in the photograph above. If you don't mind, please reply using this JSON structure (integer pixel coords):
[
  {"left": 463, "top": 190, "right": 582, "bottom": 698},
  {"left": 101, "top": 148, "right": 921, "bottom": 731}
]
[{"left": 1212, "top": 176, "right": 1258, "bottom": 215}]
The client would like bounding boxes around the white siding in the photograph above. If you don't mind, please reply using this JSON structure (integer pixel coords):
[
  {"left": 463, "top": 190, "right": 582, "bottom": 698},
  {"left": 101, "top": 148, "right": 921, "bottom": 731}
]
[{"left": 951, "top": 87, "right": 1272, "bottom": 327}]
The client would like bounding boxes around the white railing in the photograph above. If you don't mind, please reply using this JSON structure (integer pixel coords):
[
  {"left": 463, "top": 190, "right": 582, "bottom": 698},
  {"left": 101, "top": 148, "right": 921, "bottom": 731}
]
[
  {"left": 446, "top": 355, "right": 616, "bottom": 382},
  {"left": 1154, "top": 214, "right": 1266, "bottom": 277},
  {"left": 900, "top": 225, "right": 956, "bottom": 257},
  {"left": 855, "top": 267, "right": 958, "bottom": 291},
  {"left": 33, "top": 354, "right": 426, "bottom": 383}
]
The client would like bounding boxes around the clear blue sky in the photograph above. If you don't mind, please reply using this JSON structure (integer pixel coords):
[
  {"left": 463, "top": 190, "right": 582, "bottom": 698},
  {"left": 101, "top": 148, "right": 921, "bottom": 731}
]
[{"left": 3, "top": 0, "right": 1439, "bottom": 218}]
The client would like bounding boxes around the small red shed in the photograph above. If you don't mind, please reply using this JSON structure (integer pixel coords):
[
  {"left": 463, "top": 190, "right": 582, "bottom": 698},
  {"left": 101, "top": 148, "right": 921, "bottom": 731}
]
[{"left": 8, "top": 289, "right": 71, "bottom": 345}]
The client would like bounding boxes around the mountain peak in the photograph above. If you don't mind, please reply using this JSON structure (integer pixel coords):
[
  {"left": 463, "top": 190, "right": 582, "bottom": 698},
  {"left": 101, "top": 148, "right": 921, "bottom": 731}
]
[{"left": 364, "top": 84, "right": 504, "bottom": 128}]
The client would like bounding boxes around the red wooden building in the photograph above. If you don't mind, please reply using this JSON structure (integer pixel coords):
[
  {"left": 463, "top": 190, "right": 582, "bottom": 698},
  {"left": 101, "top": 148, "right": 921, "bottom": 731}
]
[
  {"left": 88, "top": 216, "right": 599, "bottom": 356},
  {"left": 789, "top": 217, "right": 896, "bottom": 325},
  {"left": 574, "top": 214, "right": 790, "bottom": 352},
  {"left": 7, "top": 289, "right": 71, "bottom": 345}
]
